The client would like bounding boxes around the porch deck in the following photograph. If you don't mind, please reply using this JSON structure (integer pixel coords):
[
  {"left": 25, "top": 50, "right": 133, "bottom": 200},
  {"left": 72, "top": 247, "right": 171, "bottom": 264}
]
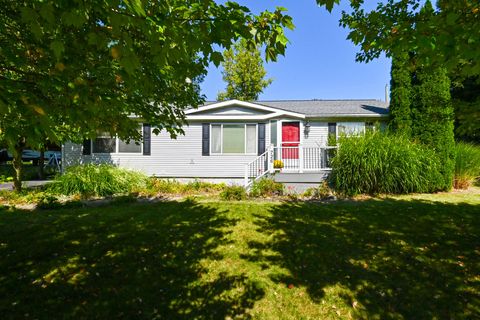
[{"left": 245, "top": 145, "right": 337, "bottom": 188}]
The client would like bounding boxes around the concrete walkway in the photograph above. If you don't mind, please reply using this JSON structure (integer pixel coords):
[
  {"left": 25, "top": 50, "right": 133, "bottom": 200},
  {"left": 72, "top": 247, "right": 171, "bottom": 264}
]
[{"left": 0, "top": 180, "right": 53, "bottom": 191}]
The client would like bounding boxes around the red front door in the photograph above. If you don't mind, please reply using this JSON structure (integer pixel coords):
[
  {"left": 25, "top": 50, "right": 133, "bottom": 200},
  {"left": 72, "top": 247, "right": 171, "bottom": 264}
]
[{"left": 282, "top": 122, "right": 300, "bottom": 159}]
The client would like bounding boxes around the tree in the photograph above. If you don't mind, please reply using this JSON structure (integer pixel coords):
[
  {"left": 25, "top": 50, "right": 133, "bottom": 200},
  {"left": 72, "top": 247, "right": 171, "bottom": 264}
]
[
  {"left": 217, "top": 40, "right": 273, "bottom": 101},
  {"left": 451, "top": 77, "right": 480, "bottom": 143},
  {"left": 411, "top": 65, "right": 455, "bottom": 189},
  {"left": 316, "top": 0, "right": 480, "bottom": 79},
  {"left": 0, "top": 1, "right": 293, "bottom": 191},
  {"left": 388, "top": 52, "right": 412, "bottom": 136}
]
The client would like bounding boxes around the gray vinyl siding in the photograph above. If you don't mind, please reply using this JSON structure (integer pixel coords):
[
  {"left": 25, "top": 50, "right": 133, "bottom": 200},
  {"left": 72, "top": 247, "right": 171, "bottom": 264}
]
[
  {"left": 63, "top": 121, "right": 271, "bottom": 178},
  {"left": 303, "top": 122, "right": 329, "bottom": 147}
]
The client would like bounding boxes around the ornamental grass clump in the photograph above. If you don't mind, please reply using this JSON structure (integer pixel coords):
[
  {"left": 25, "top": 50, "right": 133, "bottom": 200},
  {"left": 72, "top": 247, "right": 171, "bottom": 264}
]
[
  {"left": 49, "top": 164, "right": 147, "bottom": 197},
  {"left": 454, "top": 142, "right": 480, "bottom": 189},
  {"left": 330, "top": 132, "right": 445, "bottom": 196}
]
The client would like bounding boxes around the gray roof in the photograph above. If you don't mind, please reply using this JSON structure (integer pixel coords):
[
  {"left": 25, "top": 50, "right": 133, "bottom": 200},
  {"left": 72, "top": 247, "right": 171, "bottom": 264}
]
[
  {"left": 203, "top": 99, "right": 389, "bottom": 117},
  {"left": 257, "top": 100, "right": 389, "bottom": 117}
]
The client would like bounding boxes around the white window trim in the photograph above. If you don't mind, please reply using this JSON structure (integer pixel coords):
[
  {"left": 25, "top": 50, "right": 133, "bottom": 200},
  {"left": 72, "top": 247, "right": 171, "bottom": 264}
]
[{"left": 210, "top": 123, "right": 258, "bottom": 156}]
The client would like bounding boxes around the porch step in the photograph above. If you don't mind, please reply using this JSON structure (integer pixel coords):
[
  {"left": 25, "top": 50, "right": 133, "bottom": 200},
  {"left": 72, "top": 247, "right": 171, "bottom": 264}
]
[
  {"left": 272, "top": 172, "right": 330, "bottom": 194},
  {"left": 273, "top": 172, "right": 329, "bottom": 183}
]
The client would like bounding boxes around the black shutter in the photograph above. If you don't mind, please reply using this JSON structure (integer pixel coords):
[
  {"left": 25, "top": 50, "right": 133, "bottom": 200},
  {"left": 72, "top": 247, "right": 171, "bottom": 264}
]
[
  {"left": 202, "top": 123, "right": 210, "bottom": 156},
  {"left": 82, "top": 139, "right": 91, "bottom": 155},
  {"left": 143, "top": 123, "right": 151, "bottom": 155},
  {"left": 328, "top": 123, "right": 336, "bottom": 135},
  {"left": 258, "top": 123, "right": 266, "bottom": 155}
]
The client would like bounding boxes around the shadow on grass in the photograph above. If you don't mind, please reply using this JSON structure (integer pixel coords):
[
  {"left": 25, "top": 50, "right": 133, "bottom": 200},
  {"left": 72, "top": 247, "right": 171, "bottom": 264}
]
[
  {"left": 246, "top": 198, "right": 480, "bottom": 319},
  {"left": 0, "top": 200, "right": 263, "bottom": 319}
]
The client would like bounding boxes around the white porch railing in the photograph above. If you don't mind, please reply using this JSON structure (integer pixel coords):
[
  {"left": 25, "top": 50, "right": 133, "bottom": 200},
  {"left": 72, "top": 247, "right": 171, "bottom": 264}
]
[
  {"left": 244, "top": 146, "right": 272, "bottom": 188},
  {"left": 244, "top": 145, "right": 337, "bottom": 188}
]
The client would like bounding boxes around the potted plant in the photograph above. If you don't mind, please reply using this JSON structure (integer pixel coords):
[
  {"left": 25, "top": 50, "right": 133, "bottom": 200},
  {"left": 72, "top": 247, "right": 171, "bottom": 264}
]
[{"left": 273, "top": 160, "right": 284, "bottom": 172}]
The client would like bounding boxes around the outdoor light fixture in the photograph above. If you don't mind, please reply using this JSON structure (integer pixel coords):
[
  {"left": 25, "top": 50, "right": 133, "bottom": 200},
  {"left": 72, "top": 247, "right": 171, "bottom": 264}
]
[{"left": 304, "top": 121, "right": 311, "bottom": 135}]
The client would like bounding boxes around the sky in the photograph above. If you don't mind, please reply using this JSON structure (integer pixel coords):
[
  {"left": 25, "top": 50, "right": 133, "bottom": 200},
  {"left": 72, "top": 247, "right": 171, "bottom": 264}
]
[{"left": 201, "top": 1, "right": 391, "bottom": 102}]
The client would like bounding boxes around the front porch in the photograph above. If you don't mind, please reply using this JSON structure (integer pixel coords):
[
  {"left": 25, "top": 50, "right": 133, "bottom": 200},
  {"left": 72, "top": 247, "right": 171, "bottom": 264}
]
[{"left": 244, "top": 145, "right": 337, "bottom": 188}]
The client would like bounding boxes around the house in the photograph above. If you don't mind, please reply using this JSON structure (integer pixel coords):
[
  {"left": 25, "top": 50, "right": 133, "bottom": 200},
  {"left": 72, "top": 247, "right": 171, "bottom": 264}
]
[{"left": 62, "top": 99, "right": 389, "bottom": 187}]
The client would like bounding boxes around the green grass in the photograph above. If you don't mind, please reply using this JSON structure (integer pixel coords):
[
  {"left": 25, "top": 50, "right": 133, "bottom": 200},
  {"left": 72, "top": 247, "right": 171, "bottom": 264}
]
[{"left": 0, "top": 190, "right": 479, "bottom": 319}]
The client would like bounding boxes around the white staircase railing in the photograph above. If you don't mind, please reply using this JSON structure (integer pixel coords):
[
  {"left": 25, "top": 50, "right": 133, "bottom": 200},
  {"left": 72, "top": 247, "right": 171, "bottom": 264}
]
[
  {"left": 244, "top": 145, "right": 338, "bottom": 188},
  {"left": 244, "top": 146, "right": 273, "bottom": 188}
]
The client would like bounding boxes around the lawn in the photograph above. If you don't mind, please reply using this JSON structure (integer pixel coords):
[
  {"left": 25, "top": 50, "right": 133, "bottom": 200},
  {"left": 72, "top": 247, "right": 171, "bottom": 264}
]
[{"left": 0, "top": 190, "right": 479, "bottom": 319}]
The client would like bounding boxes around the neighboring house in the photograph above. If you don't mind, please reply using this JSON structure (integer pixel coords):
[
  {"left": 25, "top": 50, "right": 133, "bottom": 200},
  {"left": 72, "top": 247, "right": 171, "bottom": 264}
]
[{"left": 62, "top": 99, "right": 388, "bottom": 187}]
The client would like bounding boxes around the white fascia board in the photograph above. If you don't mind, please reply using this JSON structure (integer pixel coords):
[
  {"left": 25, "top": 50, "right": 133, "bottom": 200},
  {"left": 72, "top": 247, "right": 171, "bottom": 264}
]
[
  {"left": 187, "top": 112, "right": 304, "bottom": 121},
  {"left": 185, "top": 99, "right": 305, "bottom": 118},
  {"left": 307, "top": 114, "right": 389, "bottom": 119}
]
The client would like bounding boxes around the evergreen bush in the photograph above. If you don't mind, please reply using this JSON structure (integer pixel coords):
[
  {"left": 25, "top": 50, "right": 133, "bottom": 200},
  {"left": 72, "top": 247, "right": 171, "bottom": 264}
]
[
  {"left": 388, "top": 52, "right": 413, "bottom": 136},
  {"left": 411, "top": 65, "right": 456, "bottom": 189},
  {"left": 330, "top": 132, "right": 445, "bottom": 196}
]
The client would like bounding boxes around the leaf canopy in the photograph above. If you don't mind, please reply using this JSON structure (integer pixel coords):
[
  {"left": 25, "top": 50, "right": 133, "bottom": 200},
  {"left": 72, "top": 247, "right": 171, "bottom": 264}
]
[{"left": 0, "top": 0, "right": 294, "bottom": 150}]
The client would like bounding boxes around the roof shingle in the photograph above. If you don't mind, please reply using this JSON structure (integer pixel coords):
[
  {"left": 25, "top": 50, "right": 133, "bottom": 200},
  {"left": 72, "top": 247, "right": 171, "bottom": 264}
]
[
  {"left": 201, "top": 99, "right": 389, "bottom": 117},
  {"left": 256, "top": 100, "right": 389, "bottom": 117}
]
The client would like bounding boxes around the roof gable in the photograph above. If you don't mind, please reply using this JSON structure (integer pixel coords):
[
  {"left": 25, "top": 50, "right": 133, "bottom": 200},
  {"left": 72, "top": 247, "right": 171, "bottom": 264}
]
[{"left": 186, "top": 99, "right": 305, "bottom": 120}]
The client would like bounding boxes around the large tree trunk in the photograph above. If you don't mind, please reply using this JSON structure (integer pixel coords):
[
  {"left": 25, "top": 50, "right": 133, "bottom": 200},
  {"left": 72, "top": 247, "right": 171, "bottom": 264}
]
[
  {"left": 38, "top": 148, "right": 45, "bottom": 180},
  {"left": 12, "top": 144, "right": 24, "bottom": 192}
]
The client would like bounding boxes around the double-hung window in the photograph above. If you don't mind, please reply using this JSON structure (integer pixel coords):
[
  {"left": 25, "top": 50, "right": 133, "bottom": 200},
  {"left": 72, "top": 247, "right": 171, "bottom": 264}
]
[{"left": 211, "top": 124, "right": 257, "bottom": 155}]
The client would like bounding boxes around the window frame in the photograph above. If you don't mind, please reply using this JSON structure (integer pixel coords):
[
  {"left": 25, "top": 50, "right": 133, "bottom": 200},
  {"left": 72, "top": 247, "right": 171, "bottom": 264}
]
[
  {"left": 336, "top": 122, "right": 367, "bottom": 137},
  {"left": 210, "top": 123, "right": 258, "bottom": 155},
  {"left": 90, "top": 126, "right": 143, "bottom": 155}
]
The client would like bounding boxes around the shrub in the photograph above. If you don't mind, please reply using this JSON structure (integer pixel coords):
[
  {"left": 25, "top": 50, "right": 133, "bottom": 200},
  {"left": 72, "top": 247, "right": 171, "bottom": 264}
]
[
  {"left": 148, "top": 178, "right": 183, "bottom": 194},
  {"left": 411, "top": 65, "right": 455, "bottom": 189},
  {"left": 220, "top": 185, "right": 247, "bottom": 200},
  {"left": 49, "top": 164, "right": 147, "bottom": 197},
  {"left": 186, "top": 179, "right": 226, "bottom": 193},
  {"left": 303, "top": 181, "right": 333, "bottom": 200},
  {"left": 249, "top": 178, "right": 284, "bottom": 197},
  {"left": 388, "top": 52, "right": 412, "bottom": 136},
  {"left": 148, "top": 178, "right": 226, "bottom": 195},
  {"left": 330, "top": 132, "right": 445, "bottom": 196},
  {"left": 454, "top": 142, "right": 480, "bottom": 189}
]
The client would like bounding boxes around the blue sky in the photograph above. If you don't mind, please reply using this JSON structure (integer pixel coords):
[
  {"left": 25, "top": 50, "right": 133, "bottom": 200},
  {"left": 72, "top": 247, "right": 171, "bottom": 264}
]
[{"left": 201, "top": 1, "right": 391, "bottom": 101}]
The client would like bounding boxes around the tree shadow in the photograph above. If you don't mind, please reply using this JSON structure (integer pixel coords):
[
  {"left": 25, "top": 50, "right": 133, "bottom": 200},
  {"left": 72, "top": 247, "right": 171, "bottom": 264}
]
[
  {"left": 245, "top": 198, "right": 480, "bottom": 319},
  {"left": 0, "top": 200, "right": 264, "bottom": 319}
]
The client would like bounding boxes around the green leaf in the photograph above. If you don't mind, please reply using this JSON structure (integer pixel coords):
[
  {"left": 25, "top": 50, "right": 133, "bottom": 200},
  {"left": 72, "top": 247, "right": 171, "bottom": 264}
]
[
  {"left": 316, "top": 0, "right": 341, "bottom": 12},
  {"left": 39, "top": 3, "right": 55, "bottom": 25},
  {"left": 50, "top": 41, "right": 65, "bottom": 60},
  {"left": 125, "top": 0, "right": 146, "bottom": 17},
  {"left": 211, "top": 52, "right": 223, "bottom": 67}
]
